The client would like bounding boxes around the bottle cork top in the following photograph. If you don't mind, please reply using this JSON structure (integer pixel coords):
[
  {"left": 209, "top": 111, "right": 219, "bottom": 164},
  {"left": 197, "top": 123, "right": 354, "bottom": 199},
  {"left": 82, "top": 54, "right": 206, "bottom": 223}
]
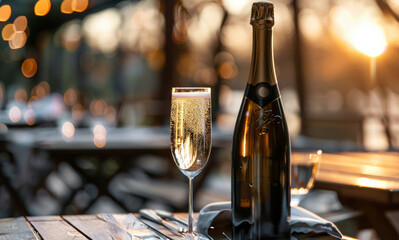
[{"left": 250, "top": 1, "right": 274, "bottom": 27}]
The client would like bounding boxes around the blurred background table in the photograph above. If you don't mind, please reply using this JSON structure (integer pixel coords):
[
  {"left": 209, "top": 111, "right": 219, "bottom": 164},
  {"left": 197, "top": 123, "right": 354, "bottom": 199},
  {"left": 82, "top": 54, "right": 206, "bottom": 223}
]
[
  {"left": 3, "top": 126, "right": 231, "bottom": 215},
  {"left": 315, "top": 152, "right": 399, "bottom": 239}
]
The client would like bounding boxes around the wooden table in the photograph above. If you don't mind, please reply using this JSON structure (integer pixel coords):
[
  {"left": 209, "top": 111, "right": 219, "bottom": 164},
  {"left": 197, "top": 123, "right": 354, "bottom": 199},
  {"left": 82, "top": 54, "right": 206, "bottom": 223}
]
[
  {"left": 315, "top": 152, "right": 399, "bottom": 239},
  {"left": 0, "top": 213, "right": 356, "bottom": 240}
]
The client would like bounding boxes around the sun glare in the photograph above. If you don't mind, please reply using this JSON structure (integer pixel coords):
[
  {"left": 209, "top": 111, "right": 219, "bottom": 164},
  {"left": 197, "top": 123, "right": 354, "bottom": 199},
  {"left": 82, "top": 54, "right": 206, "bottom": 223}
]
[{"left": 349, "top": 20, "right": 387, "bottom": 57}]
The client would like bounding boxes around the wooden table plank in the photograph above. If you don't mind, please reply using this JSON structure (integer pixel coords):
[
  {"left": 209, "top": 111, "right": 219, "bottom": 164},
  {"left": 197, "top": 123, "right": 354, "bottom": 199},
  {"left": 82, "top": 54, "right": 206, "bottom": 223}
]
[
  {"left": 62, "top": 215, "right": 112, "bottom": 240},
  {"left": 0, "top": 217, "right": 38, "bottom": 240},
  {"left": 0, "top": 213, "right": 358, "bottom": 240},
  {"left": 27, "top": 216, "right": 87, "bottom": 240}
]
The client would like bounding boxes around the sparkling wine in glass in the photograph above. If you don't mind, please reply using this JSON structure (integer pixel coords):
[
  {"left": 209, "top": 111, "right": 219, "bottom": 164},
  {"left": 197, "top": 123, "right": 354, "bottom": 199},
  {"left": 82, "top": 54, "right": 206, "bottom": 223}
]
[
  {"left": 170, "top": 87, "right": 211, "bottom": 239},
  {"left": 291, "top": 150, "right": 322, "bottom": 206}
]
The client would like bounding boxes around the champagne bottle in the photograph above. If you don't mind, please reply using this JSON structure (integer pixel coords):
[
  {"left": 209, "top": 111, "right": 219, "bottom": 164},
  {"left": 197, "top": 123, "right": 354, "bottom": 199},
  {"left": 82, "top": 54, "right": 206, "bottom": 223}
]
[{"left": 231, "top": 2, "right": 290, "bottom": 239}]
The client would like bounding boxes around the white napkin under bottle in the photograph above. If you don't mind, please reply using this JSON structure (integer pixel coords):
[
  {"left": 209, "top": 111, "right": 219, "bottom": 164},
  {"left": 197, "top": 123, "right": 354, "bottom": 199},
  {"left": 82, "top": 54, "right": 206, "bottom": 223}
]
[{"left": 197, "top": 202, "right": 343, "bottom": 240}]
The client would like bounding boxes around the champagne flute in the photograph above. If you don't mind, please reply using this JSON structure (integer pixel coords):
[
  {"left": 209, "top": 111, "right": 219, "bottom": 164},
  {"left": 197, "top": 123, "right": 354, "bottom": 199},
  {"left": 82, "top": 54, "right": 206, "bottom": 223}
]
[
  {"left": 291, "top": 150, "right": 322, "bottom": 206},
  {"left": 170, "top": 87, "right": 212, "bottom": 239}
]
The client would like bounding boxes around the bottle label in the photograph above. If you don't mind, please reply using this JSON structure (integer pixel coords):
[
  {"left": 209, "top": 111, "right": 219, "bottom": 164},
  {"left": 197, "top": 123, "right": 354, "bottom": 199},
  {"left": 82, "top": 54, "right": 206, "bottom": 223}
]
[{"left": 244, "top": 83, "right": 279, "bottom": 108}]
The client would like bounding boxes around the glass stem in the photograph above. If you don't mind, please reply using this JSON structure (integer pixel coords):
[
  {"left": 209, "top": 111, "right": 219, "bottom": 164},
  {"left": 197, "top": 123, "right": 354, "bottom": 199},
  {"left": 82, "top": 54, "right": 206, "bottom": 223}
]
[{"left": 188, "top": 177, "right": 194, "bottom": 234}]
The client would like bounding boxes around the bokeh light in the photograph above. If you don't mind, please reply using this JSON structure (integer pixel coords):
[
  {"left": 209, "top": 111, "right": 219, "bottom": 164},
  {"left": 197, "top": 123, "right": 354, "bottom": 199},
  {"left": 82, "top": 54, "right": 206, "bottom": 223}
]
[
  {"left": 82, "top": 8, "right": 121, "bottom": 54},
  {"left": 93, "top": 124, "right": 107, "bottom": 148},
  {"left": 9, "top": 106, "right": 22, "bottom": 123},
  {"left": 14, "top": 16, "right": 28, "bottom": 32},
  {"left": 218, "top": 61, "right": 237, "bottom": 79},
  {"left": 64, "top": 88, "right": 78, "bottom": 106},
  {"left": 72, "top": 0, "right": 89, "bottom": 13},
  {"left": 94, "top": 135, "right": 106, "bottom": 148},
  {"left": 72, "top": 104, "right": 85, "bottom": 121},
  {"left": 61, "top": 21, "right": 82, "bottom": 51},
  {"left": 61, "top": 0, "right": 73, "bottom": 14},
  {"left": 90, "top": 99, "right": 107, "bottom": 116},
  {"left": 194, "top": 68, "right": 217, "bottom": 85},
  {"left": 104, "top": 106, "right": 117, "bottom": 122},
  {"left": 39, "top": 81, "right": 51, "bottom": 95},
  {"left": 222, "top": 0, "right": 251, "bottom": 16},
  {"left": 93, "top": 124, "right": 106, "bottom": 136},
  {"left": 21, "top": 58, "right": 38, "bottom": 78},
  {"left": 15, "top": 88, "right": 28, "bottom": 102},
  {"left": 9, "top": 32, "right": 27, "bottom": 49},
  {"left": 0, "top": 85, "right": 4, "bottom": 103},
  {"left": 2, "top": 24, "right": 15, "bottom": 41},
  {"left": 0, "top": 5, "right": 11, "bottom": 22},
  {"left": 62, "top": 122, "right": 75, "bottom": 139},
  {"left": 24, "top": 109, "right": 36, "bottom": 126},
  {"left": 131, "top": 10, "right": 148, "bottom": 29},
  {"left": 35, "top": 0, "right": 51, "bottom": 16},
  {"left": 0, "top": 123, "right": 8, "bottom": 134},
  {"left": 31, "top": 81, "right": 51, "bottom": 99}
]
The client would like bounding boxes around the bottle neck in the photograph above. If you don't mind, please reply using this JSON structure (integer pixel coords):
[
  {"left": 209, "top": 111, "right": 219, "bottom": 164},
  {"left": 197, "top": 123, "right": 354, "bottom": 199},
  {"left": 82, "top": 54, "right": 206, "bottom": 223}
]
[{"left": 248, "top": 26, "right": 277, "bottom": 86}]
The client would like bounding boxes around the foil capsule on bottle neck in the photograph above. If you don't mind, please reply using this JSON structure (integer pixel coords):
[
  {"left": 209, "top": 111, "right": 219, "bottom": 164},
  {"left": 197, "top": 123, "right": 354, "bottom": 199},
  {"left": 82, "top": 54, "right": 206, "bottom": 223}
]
[{"left": 250, "top": 1, "right": 274, "bottom": 27}]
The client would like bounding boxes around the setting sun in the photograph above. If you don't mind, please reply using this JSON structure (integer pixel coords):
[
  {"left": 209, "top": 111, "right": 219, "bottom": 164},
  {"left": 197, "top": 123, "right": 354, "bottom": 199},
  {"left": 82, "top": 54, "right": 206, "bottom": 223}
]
[{"left": 349, "top": 19, "right": 387, "bottom": 57}]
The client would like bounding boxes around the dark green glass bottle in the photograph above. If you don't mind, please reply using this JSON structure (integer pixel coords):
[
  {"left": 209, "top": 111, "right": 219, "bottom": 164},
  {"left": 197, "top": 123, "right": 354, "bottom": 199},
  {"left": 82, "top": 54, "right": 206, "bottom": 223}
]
[{"left": 231, "top": 2, "right": 291, "bottom": 239}]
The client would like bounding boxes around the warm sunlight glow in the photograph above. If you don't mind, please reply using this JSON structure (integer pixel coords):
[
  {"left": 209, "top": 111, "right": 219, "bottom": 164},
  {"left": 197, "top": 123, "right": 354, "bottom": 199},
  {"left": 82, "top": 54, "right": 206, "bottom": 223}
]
[
  {"left": 35, "top": 0, "right": 51, "bottom": 17},
  {"left": 349, "top": 20, "right": 387, "bottom": 57},
  {"left": 9, "top": 106, "right": 22, "bottom": 123},
  {"left": 357, "top": 177, "right": 388, "bottom": 189},
  {"left": 0, "top": 5, "right": 11, "bottom": 22},
  {"left": 291, "top": 188, "right": 309, "bottom": 195},
  {"left": 15, "top": 88, "right": 28, "bottom": 102},
  {"left": 62, "top": 122, "right": 75, "bottom": 139},
  {"left": 222, "top": 0, "right": 250, "bottom": 15},
  {"left": 21, "top": 58, "right": 38, "bottom": 78}
]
